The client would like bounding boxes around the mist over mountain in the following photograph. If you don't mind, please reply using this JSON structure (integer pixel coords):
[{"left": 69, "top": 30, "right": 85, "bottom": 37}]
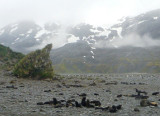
[{"left": 1, "top": 9, "right": 160, "bottom": 73}]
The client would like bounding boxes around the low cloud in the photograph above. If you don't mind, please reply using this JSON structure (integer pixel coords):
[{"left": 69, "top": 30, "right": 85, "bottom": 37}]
[{"left": 95, "top": 33, "right": 160, "bottom": 48}]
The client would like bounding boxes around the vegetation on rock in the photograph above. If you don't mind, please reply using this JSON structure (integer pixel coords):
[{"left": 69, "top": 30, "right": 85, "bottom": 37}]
[
  {"left": 13, "top": 44, "right": 54, "bottom": 79},
  {"left": 0, "top": 44, "right": 24, "bottom": 71}
]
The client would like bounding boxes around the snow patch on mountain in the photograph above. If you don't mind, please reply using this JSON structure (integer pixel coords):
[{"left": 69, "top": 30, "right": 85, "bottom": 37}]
[
  {"left": 10, "top": 26, "right": 18, "bottom": 33},
  {"left": 19, "top": 34, "right": 24, "bottom": 36},
  {"left": 27, "top": 29, "right": 33, "bottom": 34},
  {"left": 90, "top": 29, "right": 100, "bottom": 33},
  {"left": 15, "top": 38, "right": 20, "bottom": 41},
  {"left": 98, "top": 29, "right": 110, "bottom": 37},
  {"left": 153, "top": 17, "right": 158, "bottom": 20},
  {"left": 26, "top": 34, "right": 30, "bottom": 37},
  {"left": 36, "top": 38, "right": 40, "bottom": 41},
  {"left": 67, "top": 35, "right": 79, "bottom": 43},
  {"left": 90, "top": 51, "right": 94, "bottom": 55},
  {"left": 91, "top": 47, "right": 96, "bottom": 49},
  {"left": 138, "top": 20, "right": 146, "bottom": 24},
  {"left": 0, "top": 29, "right": 4, "bottom": 35},
  {"left": 35, "top": 28, "right": 51, "bottom": 38},
  {"left": 127, "top": 24, "right": 136, "bottom": 28}
]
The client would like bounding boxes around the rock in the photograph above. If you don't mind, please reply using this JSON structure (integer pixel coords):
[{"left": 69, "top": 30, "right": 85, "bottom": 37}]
[
  {"left": 94, "top": 93, "right": 99, "bottom": 96},
  {"left": 59, "top": 93, "right": 63, "bottom": 95},
  {"left": 121, "top": 82, "right": 129, "bottom": 85},
  {"left": 56, "top": 84, "right": 62, "bottom": 88},
  {"left": 99, "top": 80, "right": 106, "bottom": 83},
  {"left": 19, "top": 85, "right": 25, "bottom": 87},
  {"left": 13, "top": 44, "right": 54, "bottom": 79},
  {"left": 54, "top": 104, "right": 64, "bottom": 108},
  {"left": 89, "top": 82, "right": 96, "bottom": 86},
  {"left": 116, "top": 105, "right": 122, "bottom": 110},
  {"left": 81, "top": 97, "right": 86, "bottom": 107},
  {"left": 95, "top": 106, "right": 109, "bottom": 111},
  {"left": 135, "top": 95, "right": 149, "bottom": 99},
  {"left": 105, "top": 81, "right": 118, "bottom": 85},
  {"left": 53, "top": 98, "right": 60, "bottom": 105},
  {"left": 75, "top": 101, "right": 81, "bottom": 107},
  {"left": 44, "top": 90, "right": 51, "bottom": 92},
  {"left": 90, "top": 100, "right": 101, "bottom": 106},
  {"left": 66, "top": 102, "right": 75, "bottom": 107},
  {"left": 60, "top": 100, "right": 66, "bottom": 102},
  {"left": 39, "top": 109, "right": 45, "bottom": 112},
  {"left": 108, "top": 105, "right": 122, "bottom": 113},
  {"left": 149, "top": 102, "right": 158, "bottom": 107},
  {"left": 106, "top": 90, "right": 111, "bottom": 92},
  {"left": 69, "top": 84, "right": 83, "bottom": 87},
  {"left": 152, "top": 92, "right": 159, "bottom": 95},
  {"left": 117, "top": 94, "right": 122, "bottom": 98},
  {"left": 79, "top": 93, "right": 87, "bottom": 97},
  {"left": 109, "top": 105, "right": 117, "bottom": 113},
  {"left": 139, "top": 82, "right": 146, "bottom": 85},
  {"left": 140, "top": 99, "right": 150, "bottom": 107},
  {"left": 44, "top": 101, "right": 54, "bottom": 105},
  {"left": 6, "top": 85, "right": 17, "bottom": 89},
  {"left": 25, "top": 100, "right": 28, "bottom": 102},
  {"left": 134, "top": 108, "right": 140, "bottom": 112},
  {"left": 66, "top": 99, "right": 75, "bottom": 107},
  {"left": 0, "top": 82, "right": 5, "bottom": 85},
  {"left": 37, "top": 102, "right": 44, "bottom": 105},
  {"left": 86, "top": 99, "right": 94, "bottom": 108},
  {"left": 135, "top": 88, "right": 147, "bottom": 95},
  {"left": 10, "top": 80, "right": 16, "bottom": 84}
]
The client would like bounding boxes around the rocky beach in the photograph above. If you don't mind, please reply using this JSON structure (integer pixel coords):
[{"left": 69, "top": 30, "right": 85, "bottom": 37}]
[{"left": 0, "top": 71, "right": 160, "bottom": 116}]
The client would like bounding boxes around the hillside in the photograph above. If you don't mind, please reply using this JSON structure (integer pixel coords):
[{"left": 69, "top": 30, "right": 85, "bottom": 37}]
[
  {"left": 0, "top": 44, "right": 24, "bottom": 71},
  {"left": 51, "top": 42, "right": 160, "bottom": 73}
]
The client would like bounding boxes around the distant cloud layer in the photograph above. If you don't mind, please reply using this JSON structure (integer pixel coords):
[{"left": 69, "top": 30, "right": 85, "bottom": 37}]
[
  {"left": 0, "top": 0, "right": 160, "bottom": 27},
  {"left": 95, "top": 33, "right": 160, "bottom": 48}
]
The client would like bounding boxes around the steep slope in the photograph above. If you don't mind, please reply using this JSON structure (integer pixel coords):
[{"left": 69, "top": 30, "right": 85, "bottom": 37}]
[{"left": 51, "top": 42, "right": 160, "bottom": 73}]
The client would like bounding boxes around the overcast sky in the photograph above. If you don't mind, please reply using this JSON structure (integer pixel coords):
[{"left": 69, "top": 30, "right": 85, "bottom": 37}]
[{"left": 0, "top": 0, "right": 160, "bottom": 27}]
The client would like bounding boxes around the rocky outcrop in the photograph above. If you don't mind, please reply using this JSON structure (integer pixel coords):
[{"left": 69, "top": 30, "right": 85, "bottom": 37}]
[{"left": 13, "top": 44, "right": 54, "bottom": 79}]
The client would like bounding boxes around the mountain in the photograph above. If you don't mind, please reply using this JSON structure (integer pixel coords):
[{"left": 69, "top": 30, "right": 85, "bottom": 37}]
[
  {"left": 0, "top": 9, "right": 160, "bottom": 73},
  {"left": 51, "top": 43, "right": 160, "bottom": 73},
  {"left": 0, "top": 21, "right": 62, "bottom": 53},
  {"left": 51, "top": 9, "right": 160, "bottom": 73}
]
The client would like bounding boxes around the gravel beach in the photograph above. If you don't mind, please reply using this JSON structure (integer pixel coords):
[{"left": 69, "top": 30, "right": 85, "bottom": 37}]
[{"left": 0, "top": 71, "right": 160, "bottom": 116}]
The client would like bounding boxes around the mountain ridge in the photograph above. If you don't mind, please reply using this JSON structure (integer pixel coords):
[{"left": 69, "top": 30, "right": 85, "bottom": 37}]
[{"left": 1, "top": 9, "right": 160, "bottom": 73}]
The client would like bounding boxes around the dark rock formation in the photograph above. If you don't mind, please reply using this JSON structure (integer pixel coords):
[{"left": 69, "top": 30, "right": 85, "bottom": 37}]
[
  {"left": 13, "top": 44, "right": 54, "bottom": 79},
  {"left": 134, "top": 108, "right": 140, "bottom": 112},
  {"left": 81, "top": 97, "right": 86, "bottom": 107},
  {"left": 152, "top": 92, "right": 159, "bottom": 95},
  {"left": 140, "top": 99, "right": 150, "bottom": 107}
]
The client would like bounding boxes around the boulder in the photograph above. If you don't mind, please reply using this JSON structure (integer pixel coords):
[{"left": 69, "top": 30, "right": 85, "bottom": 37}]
[
  {"left": 140, "top": 99, "right": 158, "bottom": 107},
  {"left": 134, "top": 108, "right": 140, "bottom": 112},
  {"left": 13, "top": 44, "right": 54, "bottom": 79},
  {"left": 149, "top": 102, "right": 158, "bottom": 107},
  {"left": 140, "top": 99, "right": 150, "bottom": 107}
]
